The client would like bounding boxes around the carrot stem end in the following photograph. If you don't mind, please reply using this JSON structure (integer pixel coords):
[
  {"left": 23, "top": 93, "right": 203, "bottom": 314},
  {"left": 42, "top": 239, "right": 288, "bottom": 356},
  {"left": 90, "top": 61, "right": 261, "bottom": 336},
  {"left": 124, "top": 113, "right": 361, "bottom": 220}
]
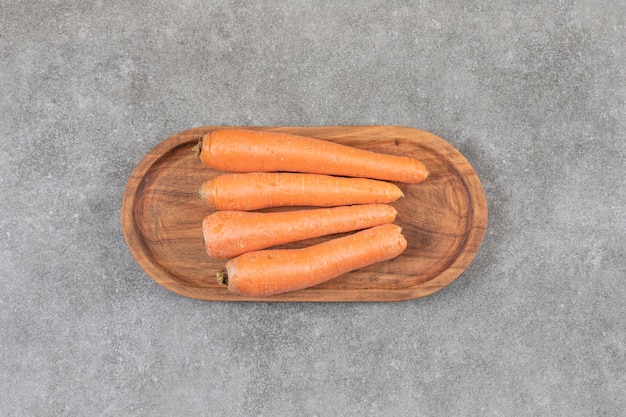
[
  {"left": 192, "top": 138, "right": 203, "bottom": 158},
  {"left": 217, "top": 269, "right": 228, "bottom": 286}
]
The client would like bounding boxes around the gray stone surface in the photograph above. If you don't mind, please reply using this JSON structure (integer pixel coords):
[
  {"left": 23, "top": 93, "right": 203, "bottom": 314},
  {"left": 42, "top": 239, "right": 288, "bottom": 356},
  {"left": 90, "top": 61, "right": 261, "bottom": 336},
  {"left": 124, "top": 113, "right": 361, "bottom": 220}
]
[{"left": 1, "top": 1, "right": 624, "bottom": 415}]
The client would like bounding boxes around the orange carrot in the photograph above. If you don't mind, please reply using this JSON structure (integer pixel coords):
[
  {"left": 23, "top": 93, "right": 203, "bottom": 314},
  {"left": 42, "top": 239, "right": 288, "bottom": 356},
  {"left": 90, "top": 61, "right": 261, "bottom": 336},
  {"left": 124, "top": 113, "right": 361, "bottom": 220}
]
[
  {"left": 195, "top": 128, "right": 428, "bottom": 183},
  {"left": 199, "top": 172, "right": 404, "bottom": 211},
  {"left": 202, "top": 204, "right": 398, "bottom": 259},
  {"left": 218, "top": 224, "right": 407, "bottom": 297}
]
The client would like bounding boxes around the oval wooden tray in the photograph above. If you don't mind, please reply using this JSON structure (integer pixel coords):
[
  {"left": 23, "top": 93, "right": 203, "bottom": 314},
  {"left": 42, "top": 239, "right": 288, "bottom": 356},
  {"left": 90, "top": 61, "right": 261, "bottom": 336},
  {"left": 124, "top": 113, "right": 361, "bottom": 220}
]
[{"left": 121, "top": 126, "right": 487, "bottom": 302}]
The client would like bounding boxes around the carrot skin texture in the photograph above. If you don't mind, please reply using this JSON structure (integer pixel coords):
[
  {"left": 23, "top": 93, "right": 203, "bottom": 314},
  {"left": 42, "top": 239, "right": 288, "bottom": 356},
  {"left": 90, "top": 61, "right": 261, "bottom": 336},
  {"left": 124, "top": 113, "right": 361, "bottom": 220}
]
[
  {"left": 200, "top": 128, "right": 428, "bottom": 183},
  {"left": 202, "top": 204, "right": 398, "bottom": 259},
  {"left": 222, "top": 224, "right": 408, "bottom": 297},
  {"left": 199, "top": 172, "right": 404, "bottom": 211}
]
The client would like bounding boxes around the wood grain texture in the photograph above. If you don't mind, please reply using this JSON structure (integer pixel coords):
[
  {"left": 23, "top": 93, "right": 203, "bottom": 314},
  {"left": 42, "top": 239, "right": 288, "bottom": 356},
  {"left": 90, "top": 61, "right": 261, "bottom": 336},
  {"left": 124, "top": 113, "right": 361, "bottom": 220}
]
[{"left": 121, "top": 126, "right": 488, "bottom": 302}]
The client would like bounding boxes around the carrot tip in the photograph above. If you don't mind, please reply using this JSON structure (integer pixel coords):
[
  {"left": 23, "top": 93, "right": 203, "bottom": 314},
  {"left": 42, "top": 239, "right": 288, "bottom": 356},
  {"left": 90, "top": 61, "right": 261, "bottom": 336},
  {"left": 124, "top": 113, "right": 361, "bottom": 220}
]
[
  {"left": 217, "top": 269, "right": 228, "bottom": 286},
  {"left": 192, "top": 138, "right": 203, "bottom": 158}
]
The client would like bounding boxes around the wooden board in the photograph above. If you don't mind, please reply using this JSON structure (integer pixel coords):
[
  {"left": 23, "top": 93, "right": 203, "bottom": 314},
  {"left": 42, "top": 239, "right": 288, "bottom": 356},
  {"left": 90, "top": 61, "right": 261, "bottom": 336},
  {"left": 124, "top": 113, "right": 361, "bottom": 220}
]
[{"left": 121, "top": 126, "right": 487, "bottom": 301}]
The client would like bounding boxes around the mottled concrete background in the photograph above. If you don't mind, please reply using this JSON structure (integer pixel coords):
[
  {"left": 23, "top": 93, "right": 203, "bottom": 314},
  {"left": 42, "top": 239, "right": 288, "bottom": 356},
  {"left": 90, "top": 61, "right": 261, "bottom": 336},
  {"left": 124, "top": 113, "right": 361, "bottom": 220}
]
[{"left": 1, "top": 1, "right": 624, "bottom": 416}]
